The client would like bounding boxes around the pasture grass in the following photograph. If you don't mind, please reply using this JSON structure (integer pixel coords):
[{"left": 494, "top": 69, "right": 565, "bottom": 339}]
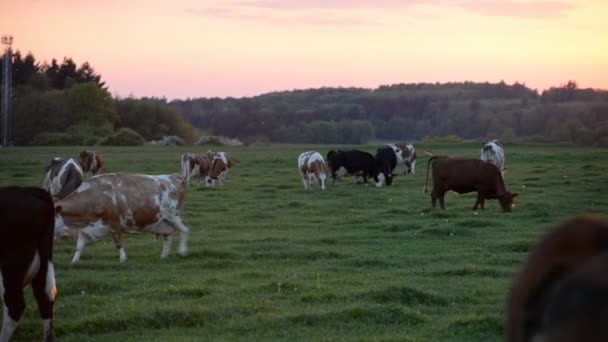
[{"left": 1, "top": 143, "right": 607, "bottom": 341}]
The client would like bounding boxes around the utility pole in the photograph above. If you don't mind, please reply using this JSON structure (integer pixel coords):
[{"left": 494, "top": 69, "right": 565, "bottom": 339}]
[{"left": 1, "top": 35, "right": 13, "bottom": 146}]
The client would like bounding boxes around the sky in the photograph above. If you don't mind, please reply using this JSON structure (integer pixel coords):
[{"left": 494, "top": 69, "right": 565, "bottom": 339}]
[{"left": 1, "top": 0, "right": 607, "bottom": 99}]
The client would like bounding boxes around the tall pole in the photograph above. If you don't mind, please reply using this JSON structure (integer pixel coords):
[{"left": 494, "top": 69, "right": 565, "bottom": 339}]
[{"left": 1, "top": 35, "right": 13, "bottom": 146}]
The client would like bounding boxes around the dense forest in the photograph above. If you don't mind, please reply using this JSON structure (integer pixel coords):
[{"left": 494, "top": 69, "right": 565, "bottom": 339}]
[
  {"left": 172, "top": 81, "right": 608, "bottom": 146},
  {"left": 2, "top": 51, "right": 196, "bottom": 146},
  {"left": 2, "top": 50, "right": 608, "bottom": 146}
]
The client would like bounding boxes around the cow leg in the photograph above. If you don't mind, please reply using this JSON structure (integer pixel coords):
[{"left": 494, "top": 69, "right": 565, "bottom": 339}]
[
  {"left": 411, "top": 160, "right": 416, "bottom": 175},
  {"left": 108, "top": 227, "right": 127, "bottom": 263},
  {"left": 31, "top": 261, "right": 56, "bottom": 342},
  {"left": 439, "top": 193, "right": 446, "bottom": 210},
  {"left": 431, "top": 189, "right": 438, "bottom": 208},
  {"left": 318, "top": 173, "right": 326, "bottom": 191},
  {"left": 473, "top": 193, "right": 482, "bottom": 210},
  {"left": 161, "top": 234, "right": 173, "bottom": 259},
  {"left": 308, "top": 174, "right": 315, "bottom": 189},
  {"left": 301, "top": 175, "right": 310, "bottom": 190},
  {"left": 1, "top": 269, "right": 26, "bottom": 342},
  {"left": 168, "top": 218, "right": 189, "bottom": 257},
  {"left": 71, "top": 233, "right": 89, "bottom": 264}
]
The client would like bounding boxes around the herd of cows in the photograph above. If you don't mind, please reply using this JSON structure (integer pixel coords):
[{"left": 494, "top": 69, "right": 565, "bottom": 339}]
[{"left": 1, "top": 140, "right": 607, "bottom": 341}]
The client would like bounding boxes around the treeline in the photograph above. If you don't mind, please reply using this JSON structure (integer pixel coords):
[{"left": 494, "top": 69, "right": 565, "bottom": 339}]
[
  {"left": 172, "top": 81, "right": 608, "bottom": 146},
  {"left": 2, "top": 51, "right": 196, "bottom": 145}
]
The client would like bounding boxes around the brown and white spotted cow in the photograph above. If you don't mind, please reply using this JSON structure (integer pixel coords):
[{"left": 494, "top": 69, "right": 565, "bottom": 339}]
[
  {"left": 1, "top": 186, "right": 56, "bottom": 342},
  {"left": 181, "top": 153, "right": 213, "bottom": 187},
  {"left": 43, "top": 157, "right": 83, "bottom": 200},
  {"left": 507, "top": 216, "right": 608, "bottom": 342},
  {"left": 53, "top": 173, "right": 189, "bottom": 263},
  {"left": 207, "top": 151, "right": 233, "bottom": 187},
  {"left": 298, "top": 151, "right": 327, "bottom": 191},
  {"left": 385, "top": 143, "right": 417, "bottom": 175},
  {"left": 79, "top": 150, "right": 104, "bottom": 177}
]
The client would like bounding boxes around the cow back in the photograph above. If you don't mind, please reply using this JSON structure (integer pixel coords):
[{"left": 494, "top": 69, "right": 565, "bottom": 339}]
[{"left": 56, "top": 173, "right": 186, "bottom": 234}]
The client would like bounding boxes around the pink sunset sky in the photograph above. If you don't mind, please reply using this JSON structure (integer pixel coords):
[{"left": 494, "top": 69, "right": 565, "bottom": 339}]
[{"left": 2, "top": 0, "right": 607, "bottom": 99}]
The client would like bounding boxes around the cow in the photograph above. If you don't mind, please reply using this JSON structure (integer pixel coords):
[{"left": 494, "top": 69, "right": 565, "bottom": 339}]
[
  {"left": 385, "top": 143, "right": 417, "bottom": 175},
  {"left": 53, "top": 173, "right": 189, "bottom": 263},
  {"left": 42, "top": 158, "right": 83, "bottom": 200},
  {"left": 181, "top": 153, "right": 212, "bottom": 188},
  {"left": 206, "top": 151, "right": 233, "bottom": 187},
  {"left": 423, "top": 156, "right": 518, "bottom": 212},
  {"left": 326, "top": 150, "right": 377, "bottom": 185},
  {"left": 481, "top": 139, "right": 505, "bottom": 176},
  {"left": 507, "top": 216, "right": 608, "bottom": 342},
  {"left": 0, "top": 186, "right": 57, "bottom": 342},
  {"left": 374, "top": 146, "right": 397, "bottom": 187},
  {"left": 78, "top": 150, "right": 104, "bottom": 177},
  {"left": 298, "top": 151, "right": 327, "bottom": 191}
]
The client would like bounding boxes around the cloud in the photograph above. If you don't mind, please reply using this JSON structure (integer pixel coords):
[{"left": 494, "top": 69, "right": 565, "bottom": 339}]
[
  {"left": 186, "top": 0, "right": 578, "bottom": 26},
  {"left": 185, "top": 6, "right": 374, "bottom": 26},
  {"left": 451, "top": 0, "right": 575, "bottom": 18}
]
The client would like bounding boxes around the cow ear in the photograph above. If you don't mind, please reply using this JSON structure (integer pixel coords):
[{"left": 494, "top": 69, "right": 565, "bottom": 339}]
[
  {"left": 511, "top": 192, "right": 519, "bottom": 199},
  {"left": 55, "top": 205, "right": 62, "bottom": 214}
]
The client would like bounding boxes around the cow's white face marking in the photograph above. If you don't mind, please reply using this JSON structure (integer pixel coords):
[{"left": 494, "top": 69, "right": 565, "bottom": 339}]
[{"left": 376, "top": 173, "right": 385, "bottom": 187}]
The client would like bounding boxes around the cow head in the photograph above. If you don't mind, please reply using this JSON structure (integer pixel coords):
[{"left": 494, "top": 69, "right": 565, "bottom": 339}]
[
  {"left": 498, "top": 192, "right": 519, "bottom": 212},
  {"left": 79, "top": 151, "right": 93, "bottom": 172}
]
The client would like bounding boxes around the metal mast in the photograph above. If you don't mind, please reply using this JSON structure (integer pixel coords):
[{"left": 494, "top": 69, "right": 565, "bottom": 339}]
[{"left": 1, "top": 35, "right": 13, "bottom": 146}]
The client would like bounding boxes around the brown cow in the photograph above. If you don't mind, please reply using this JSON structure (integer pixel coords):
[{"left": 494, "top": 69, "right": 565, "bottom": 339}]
[
  {"left": 423, "top": 156, "right": 518, "bottom": 212},
  {"left": 54, "top": 173, "right": 189, "bottom": 263},
  {"left": 507, "top": 216, "right": 608, "bottom": 342},
  {"left": 79, "top": 150, "right": 104, "bottom": 177},
  {"left": 181, "top": 153, "right": 212, "bottom": 188},
  {"left": 207, "top": 151, "right": 233, "bottom": 187}
]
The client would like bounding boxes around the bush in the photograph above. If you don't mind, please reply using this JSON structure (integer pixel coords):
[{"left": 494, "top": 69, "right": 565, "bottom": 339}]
[
  {"left": 31, "top": 131, "right": 87, "bottom": 146},
  {"left": 98, "top": 128, "right": 145, "bottom": 146},
  {"left": 420, "top": 135, "right": 462, "bottom": 144}
]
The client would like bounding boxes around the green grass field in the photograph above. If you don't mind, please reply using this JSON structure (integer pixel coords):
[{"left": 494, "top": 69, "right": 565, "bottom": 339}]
[{"left": 1, "top": 143, "right": 607, "bottom": 341}]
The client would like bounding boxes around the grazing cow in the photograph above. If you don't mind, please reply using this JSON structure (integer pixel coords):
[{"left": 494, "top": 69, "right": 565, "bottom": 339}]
[
  {"left": 326, "top": 150, "right": 377, "bottom": 185},
  {"left": 374, "top": 146, "right": 397, "bottom": 187},
  {"left": 54, "top": 173, "right": 189, "bottom": 263},
  {"left": 207, "top": 151, "right": 233, "bottom": 187},
  {"left": 385, "top": 143, "right": 417, "bottom": 175},
  {"left": 507, "top": 216, "right": 608, "bottom": 342},
  {"left": 0, "top": 187, "right": 56, "bottom": 342},
  {"left": 42, "top": 158, "right": 83, "bottom": 200},
  {"left": 423, "top": 156, "right": 518, "bottom": 212},
  {"left": 181, "top": 153, "right": 212, "bottom": 187},
  {"left": 298, "top": 151, "right": 327, "bottom": 191},
  {"left": 78, "top": 150, "right": 104, "bottom": 177},
  {"left": 481, "top": 139, "right": 505, "bottom": 176}
]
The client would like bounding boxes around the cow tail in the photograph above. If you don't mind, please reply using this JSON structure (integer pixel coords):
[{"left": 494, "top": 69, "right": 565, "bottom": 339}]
[{"left": 423, "top": 156, "right": 438, "bottom": 193}]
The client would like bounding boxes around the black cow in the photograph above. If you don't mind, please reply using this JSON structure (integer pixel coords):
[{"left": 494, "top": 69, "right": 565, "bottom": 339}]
[
  {"left": 423, "top": 156, "right": 518, "bottom": 212},
  {"left": 326, "top": 150, "right": 377, "bottom": 185},
  {"left": 375, "top": 146, "right": 397, "bottom": 187},
  {"left": 42, "top": 157, "right": 83, "bottom": 200},
  {"left": 0, "top": 186, "right": 56, "bottom": 342}
]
